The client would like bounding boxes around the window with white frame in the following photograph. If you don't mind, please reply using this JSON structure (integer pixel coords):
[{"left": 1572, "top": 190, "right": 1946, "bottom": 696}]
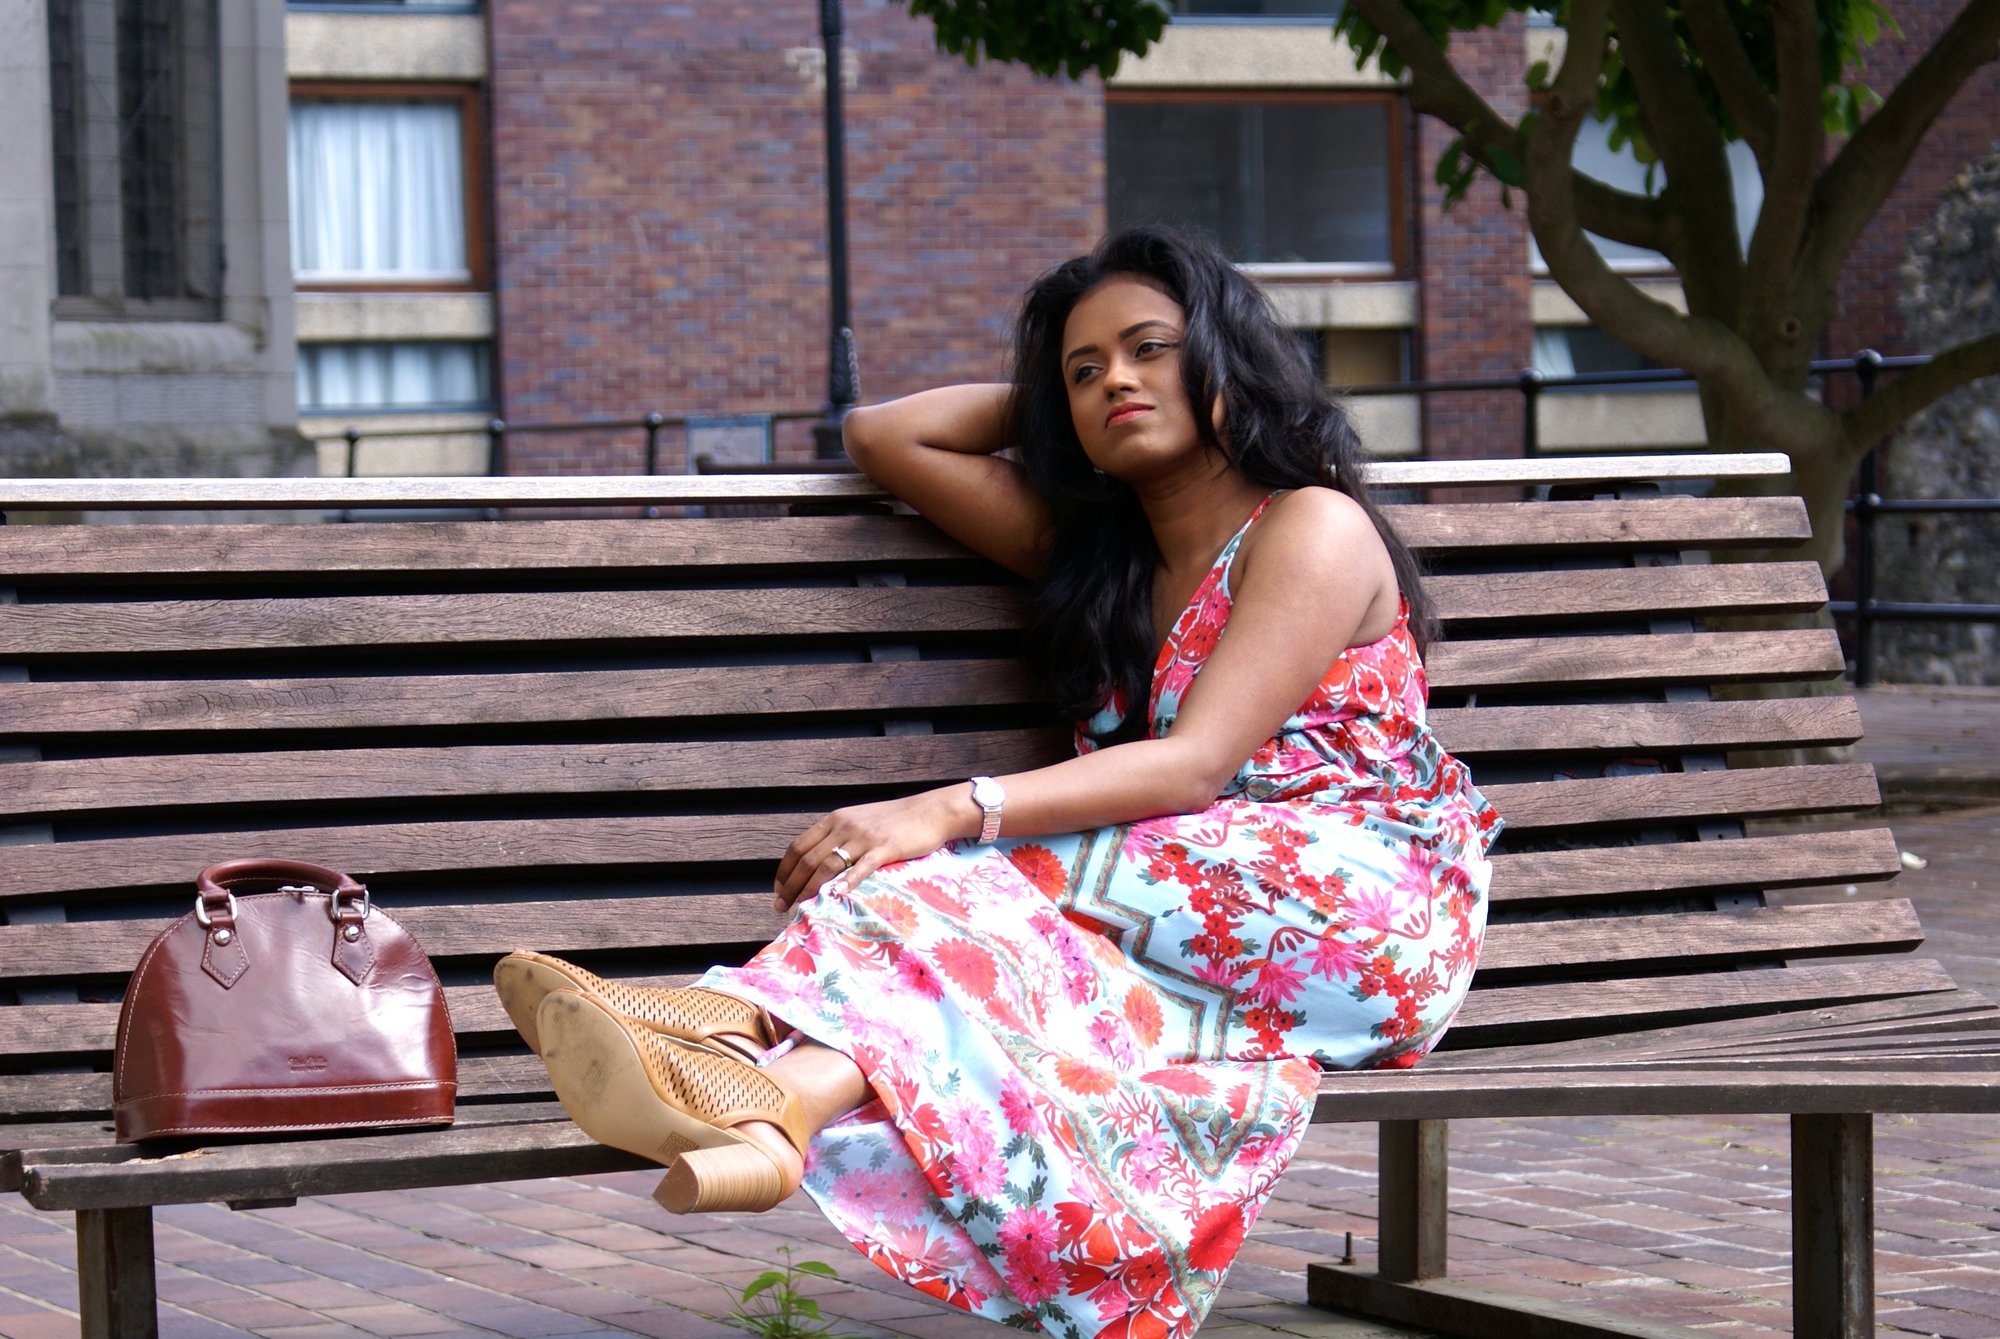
[
  {"left": 296, "top": 341, "right": 492, "bottom": 413},
  {"left": 1107, "top": 95, "right": 1404, "bottom": 271},
  {"left": 1531, "top": 117, "right": 1763, "bottom": 271},
  {"left": 288, "top": 92, "right": 479, "bottom": 286}
]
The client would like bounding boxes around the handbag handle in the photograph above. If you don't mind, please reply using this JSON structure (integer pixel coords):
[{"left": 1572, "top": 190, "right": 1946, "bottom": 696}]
[{"left": 198, "top": 859, "right": 365, "bottom": 899}]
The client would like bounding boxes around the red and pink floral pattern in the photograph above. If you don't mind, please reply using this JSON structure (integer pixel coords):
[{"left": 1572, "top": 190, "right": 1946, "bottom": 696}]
[{"left": 700, "top": 493, "right": 1498, "bottom": 1337}]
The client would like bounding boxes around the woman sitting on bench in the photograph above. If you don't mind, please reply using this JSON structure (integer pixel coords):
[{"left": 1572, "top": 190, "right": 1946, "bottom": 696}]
[{"left": 496, "top": 225, "right": 1500, "bottom": 1338}]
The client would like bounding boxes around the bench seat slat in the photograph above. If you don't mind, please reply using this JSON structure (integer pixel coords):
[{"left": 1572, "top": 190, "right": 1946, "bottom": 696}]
[
  {"left": 1426, "top": 628, "right": 1845, "bottom": 690},
  {"left": 1475, "top": 900, "right": 1922, "bottom": 975},
  {"left": 0, "top": 894, "right": 1922, "bottom": 983},
  {"left": 0, "top": 662, "right": 1850, "bottom": 743},
  {"left": 1448, "top": 986, "right": 1997, "bottom": 1068},
  {"left": 0, "top": 498, "right": 1812, "bottom": 582},
  {"left": 1482, "top": 763, "right": 1879, "bottom": 829},
  {"left": 1304, "top": 1064, "right": 2000, "bottom": 1124},
  {"left": 0, "top": 588, "right": 1031, "bottom": 657},
  {"left": 1489, "top": 828, "right": 1900, "bottom": 902},
  {"left": 0, "top": 661, "right": 1043, "bottom": 736},
  {"left": 1429, "top": 697, "right": 1862, "bottom": 755},
  {"left": 1428, "top": 562, "right": 1827, "bottom": 622},
  {"left": 5, "top": 962, "right": 1966, "bottom": 1116},
  {"left": 0, "top": 565, "right": 1830, "bottom": 661},
  {"left": 1449, "top": 958, "right": 1958, "bottom": 1041},
  {"left": 0, "top": 729, "right": 1070, "bottom": 821},
  {"left": 0, "top": 818, "right": 1899, "bottom": 909},
  {"left": 0, "top": 903, "right": 1936, "bottom": 1063}
]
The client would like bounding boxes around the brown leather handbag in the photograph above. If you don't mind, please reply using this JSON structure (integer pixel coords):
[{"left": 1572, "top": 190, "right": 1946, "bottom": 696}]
[{"left": 113, "top": 859, "right": 457, "bottom": 1142}]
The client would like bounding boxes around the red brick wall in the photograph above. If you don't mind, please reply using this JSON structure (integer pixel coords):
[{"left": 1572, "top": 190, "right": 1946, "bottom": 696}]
[
  {"left": 1414, "top": 17, "right": 1534, "bottom": 468},
  {"left": 487, "top": 4, "right": 1102, "bottom": 473}
]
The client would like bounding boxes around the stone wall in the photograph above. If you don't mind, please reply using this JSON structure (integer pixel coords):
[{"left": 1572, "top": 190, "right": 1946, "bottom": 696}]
[{"left": 1869, "top": 145, "right": 2000, "bottom": 685}]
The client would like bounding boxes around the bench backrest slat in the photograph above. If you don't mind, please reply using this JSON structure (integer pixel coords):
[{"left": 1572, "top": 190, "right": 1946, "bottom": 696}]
[{"left": 0, "top": 457, "right": 1919, "bottom": 1126}]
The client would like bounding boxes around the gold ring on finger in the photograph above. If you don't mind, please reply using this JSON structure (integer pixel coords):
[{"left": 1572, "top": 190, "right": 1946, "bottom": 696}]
[{"left": 831, "top": 846, "right": 856, "bottom": 869}]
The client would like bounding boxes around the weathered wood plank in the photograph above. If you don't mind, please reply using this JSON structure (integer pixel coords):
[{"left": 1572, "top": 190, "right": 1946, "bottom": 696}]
[
  {"left": 0, "top": 498, "right": 1812, "bottom": 583},
  {"left": 0, "top": 812, "right": 820, "bottom": 902},
  {"left": 0, "top": 565, "right": 1825, "bottom": 660},
  {"left": 0, "top": 891, "right": 1921, "bottom": 984},
  {"left": 1429, "top": 697, "right": 1862, "bottom": 755},
  {"left": 0, "top": 454, "right": 1792, "bottom": 513},
  {"left": 0, "top": 516, "right": 971, "bottom": 579},
  {"left": 1448, "top": 959, "right": 1960, "bottom": 1042},
  {"left": 18, "top": 1115, "right": 651, "bottom": 1212},
  {"left": 1425, "top": 629, "right": 1845, "bottom": 691},
  {"left": 1479, "top": 764, "right": 1880, "bottom": 830},
  {"left": 1305, "top": 1067, "right": 2000, "bottom": 1123},
  {"left": 1487, "top": 828, "right": 1901, "bottom": 903},
  {"left": 0, "top": 660, "right": 1042, "bottom": 736},
  {"left": 1474, "top": 901, "right": 1922, "bottom": 975},
  {"left": 1428, "top": 562, "right": 1827, "bottom": 622},
  {"left": 0, "top": 728, "right": 1068, "bottom": 821},
  {"left": 0, "top": 587, "right": 1031, "bottom": 657},
  {"left": 1391, "top": 496, "right": 1809, "bottom": 551}
]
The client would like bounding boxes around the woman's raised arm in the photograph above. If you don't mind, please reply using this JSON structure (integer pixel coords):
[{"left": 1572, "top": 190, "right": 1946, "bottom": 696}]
[{"left": 842, "top": 384, "right": 1053, "bottom": 579}]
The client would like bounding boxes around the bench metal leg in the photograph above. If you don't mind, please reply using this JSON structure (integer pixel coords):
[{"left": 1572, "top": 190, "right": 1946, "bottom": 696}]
[
  {"left": 1380, "top": 1118, "right": 1448, "bottom": 1280},
  {"left": 1793, "top": 1113, "right": 1873, "bottom": 1339},
  {"left": 1308, "top": 1119, "right": 1710, "bottom": 1339},
  {"left": 77, "top": 1207, "right": 157, "bottom": 1339}
]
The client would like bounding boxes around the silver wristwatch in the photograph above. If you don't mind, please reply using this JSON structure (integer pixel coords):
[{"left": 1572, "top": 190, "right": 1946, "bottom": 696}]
[{"left": 969, "top": 775, "right": 1005, "bottom": 843}]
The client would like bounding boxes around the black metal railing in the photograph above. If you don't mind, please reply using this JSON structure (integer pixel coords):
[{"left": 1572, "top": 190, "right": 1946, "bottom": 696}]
[
  {"left": 310, "top": 409, "right": 826, "bottom": 479},
  {"left": 304, "top": 350, "right": 1997, "bottom": 683}
]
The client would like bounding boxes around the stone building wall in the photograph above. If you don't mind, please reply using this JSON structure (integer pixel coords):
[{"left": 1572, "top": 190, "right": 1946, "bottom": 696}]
[{"left": 1869, "top": 146, "right": 2000, "bottom": 686}]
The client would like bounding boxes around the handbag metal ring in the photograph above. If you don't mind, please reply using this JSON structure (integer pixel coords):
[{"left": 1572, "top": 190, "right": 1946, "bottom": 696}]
[
  {"left": 192, "top": 891, "right": 238, "bottom": 928},
  {"left": 326, "top": 886, "right": 372, "bottom": 923}
]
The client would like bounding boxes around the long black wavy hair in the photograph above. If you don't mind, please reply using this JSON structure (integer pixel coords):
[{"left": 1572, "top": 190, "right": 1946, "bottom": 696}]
[{"left": 1007, "top": 225, "right": 1433, "bottom": 743}]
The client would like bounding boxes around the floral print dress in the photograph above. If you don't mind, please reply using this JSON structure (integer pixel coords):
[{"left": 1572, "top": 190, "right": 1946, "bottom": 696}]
[{"left": 696, "top": 494, "right": 1500, "bottom": 1338}]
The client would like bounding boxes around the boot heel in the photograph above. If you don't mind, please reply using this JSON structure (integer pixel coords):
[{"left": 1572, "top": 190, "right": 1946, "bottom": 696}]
[{"left": 654, "top": 1144, "right": 787, "bottom": 1214}]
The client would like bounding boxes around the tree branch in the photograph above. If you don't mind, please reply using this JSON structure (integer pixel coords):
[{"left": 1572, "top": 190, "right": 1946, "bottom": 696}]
[
  {"left": 1801, "top": 0, "right": 2000, "bottom": 303},
  {"left": 1523, "top": 0, "right": 1827, "bottom": 458},
  {"left": 1679, "top": 0, "right": 1777, "bottom": 163},
  {"left": 1606, "top": 0, "right": 1743, "bottom": 282},
  {"left": 1840, "top": 333, "right": 2000, "bottom": 462},
  {"left": 1741, "top": 0, "right": 1824, "bottom": 329},
  {"left": 1344, "top": 0, "right": 1668, "bottom": 252}
]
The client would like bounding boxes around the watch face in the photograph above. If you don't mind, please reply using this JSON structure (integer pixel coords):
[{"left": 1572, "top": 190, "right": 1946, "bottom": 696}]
[{"left": 971, "top": 777, "right": 1004, "bottom": 809}]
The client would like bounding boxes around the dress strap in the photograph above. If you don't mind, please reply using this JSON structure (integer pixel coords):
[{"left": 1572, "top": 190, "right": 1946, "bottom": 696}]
[{"left": 1217, "top": 490, "right": 1287, "bottom": 598}]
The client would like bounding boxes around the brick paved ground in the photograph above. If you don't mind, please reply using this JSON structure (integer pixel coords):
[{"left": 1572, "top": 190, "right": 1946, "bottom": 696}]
[{"left": 4, "top": 693, "right": 1997, "bottom": 1339}]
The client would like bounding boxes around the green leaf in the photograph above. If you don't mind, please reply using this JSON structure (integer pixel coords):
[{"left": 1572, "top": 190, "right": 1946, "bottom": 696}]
[
  {"left": 793, "top": 1261, "right": 839, "bottom": 1279},
  {"left": 1485, "top": 144, "right": 1526, "bottom": 188},
  {"left": 740, "top": 1271, "right": 786, "bottom": 1302}
]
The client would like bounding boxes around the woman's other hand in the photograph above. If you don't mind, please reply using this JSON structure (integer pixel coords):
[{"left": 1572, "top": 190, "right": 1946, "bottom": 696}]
[{"left": 774, "top": 787, "right": 982, "bottom": 912}]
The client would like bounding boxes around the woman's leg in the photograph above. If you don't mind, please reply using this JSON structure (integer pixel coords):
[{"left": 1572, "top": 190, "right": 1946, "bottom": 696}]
[{"left": 724, "top": 1038, "right": 871, "bottom": 1194}]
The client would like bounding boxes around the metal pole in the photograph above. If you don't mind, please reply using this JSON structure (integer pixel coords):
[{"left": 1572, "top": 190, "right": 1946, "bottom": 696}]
[
  {"left": 486, "top": 418, "right": 507, "bottom": 478},
  {"left": 1517, "top": 368, "right": 1543, "bottom": 459},
  {"left": 644, "top": 411, "right": 665, "bottom": 475},
  {"left": 1853, "top": 349, "right": 1882, "bottom": 687},
  {"left": 813, "top": 0, "right": 857, "bottom": 460}
]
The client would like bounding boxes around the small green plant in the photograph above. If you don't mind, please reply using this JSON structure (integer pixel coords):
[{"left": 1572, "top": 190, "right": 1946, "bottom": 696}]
[{"left": 726, "top": 1246, "right": 870, "bottom": 1339}]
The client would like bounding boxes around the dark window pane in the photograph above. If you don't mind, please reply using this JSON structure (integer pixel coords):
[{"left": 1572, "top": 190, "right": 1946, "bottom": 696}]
[
  {"left": 117, "top": 0, "right": 182, "bottom": 299},
  {"left": 47, "top": 0, "right": 84, "bottom": 296},
  {"left": 1170, "top": 1, "right": 1340, "bottom": 14},
  {"left": 1108, "top": 100, "right": 1393, "bottom": 265}
]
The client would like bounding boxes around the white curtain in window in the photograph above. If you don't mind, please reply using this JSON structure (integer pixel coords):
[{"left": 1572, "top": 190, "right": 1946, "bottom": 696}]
[
  {"left": 1531, "top": 329, "right": 1577, "bottom": 378},
  {"left": 297, "top": 342, "right": 486, "bottom": 411},
  {"left": 290, "top": 101, "right": 467, "bottom": 280}
]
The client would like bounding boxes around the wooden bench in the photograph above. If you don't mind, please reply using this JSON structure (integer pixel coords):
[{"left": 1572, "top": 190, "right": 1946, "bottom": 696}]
[{"left": 2, "top": 454, "right": 1995, "bottom": 1339}]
